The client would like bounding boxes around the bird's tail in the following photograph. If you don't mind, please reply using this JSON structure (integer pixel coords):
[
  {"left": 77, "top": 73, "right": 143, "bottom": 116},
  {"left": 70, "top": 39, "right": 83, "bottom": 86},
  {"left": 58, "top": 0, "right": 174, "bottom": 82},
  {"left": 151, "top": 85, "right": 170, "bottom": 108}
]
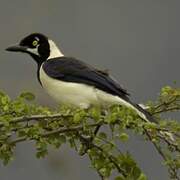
[
  {"left": 126, "top": 100, "right": 156, "bottom": 123},
  {"left": 127, "top": 100, "right": 175, "bottom": 141}
]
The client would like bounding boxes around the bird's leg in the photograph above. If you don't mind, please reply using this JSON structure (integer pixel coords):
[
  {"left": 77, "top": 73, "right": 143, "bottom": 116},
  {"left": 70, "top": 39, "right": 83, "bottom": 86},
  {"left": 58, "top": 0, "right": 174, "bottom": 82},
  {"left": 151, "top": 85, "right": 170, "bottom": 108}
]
[
  {"left": 78, "top": 107, "right": 105, "bottom": 156},
  {"left": 78, "top": 124, "right": 102, "bottom": 156}
]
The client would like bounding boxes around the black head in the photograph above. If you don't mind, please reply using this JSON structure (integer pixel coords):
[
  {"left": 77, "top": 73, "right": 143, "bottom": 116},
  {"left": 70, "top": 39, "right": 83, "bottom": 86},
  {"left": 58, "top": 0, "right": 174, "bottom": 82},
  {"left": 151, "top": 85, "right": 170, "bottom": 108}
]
[{"left": 6, "top": 33, "right": 50, "bottom": 64}]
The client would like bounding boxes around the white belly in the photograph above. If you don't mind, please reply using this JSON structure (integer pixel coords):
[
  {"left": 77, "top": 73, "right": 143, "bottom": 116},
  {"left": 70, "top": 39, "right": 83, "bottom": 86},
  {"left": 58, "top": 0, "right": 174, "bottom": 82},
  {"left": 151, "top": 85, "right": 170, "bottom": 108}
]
[{"left": 39, "top": 67, "right": 126, "bottom": 108}]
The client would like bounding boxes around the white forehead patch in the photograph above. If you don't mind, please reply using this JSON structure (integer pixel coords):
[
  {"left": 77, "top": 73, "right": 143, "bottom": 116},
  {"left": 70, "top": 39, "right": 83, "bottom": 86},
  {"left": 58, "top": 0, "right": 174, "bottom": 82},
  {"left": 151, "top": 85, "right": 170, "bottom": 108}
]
[{"left": 48, "top": 39, "right": 64, "bottom": 59}]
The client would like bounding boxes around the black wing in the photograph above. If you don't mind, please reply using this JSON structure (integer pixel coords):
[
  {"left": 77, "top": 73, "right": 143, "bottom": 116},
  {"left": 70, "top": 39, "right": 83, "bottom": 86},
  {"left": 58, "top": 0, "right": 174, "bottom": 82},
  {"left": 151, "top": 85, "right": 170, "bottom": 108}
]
[{"left": 42, "top": 57, "right": 130, "bottom": 99}]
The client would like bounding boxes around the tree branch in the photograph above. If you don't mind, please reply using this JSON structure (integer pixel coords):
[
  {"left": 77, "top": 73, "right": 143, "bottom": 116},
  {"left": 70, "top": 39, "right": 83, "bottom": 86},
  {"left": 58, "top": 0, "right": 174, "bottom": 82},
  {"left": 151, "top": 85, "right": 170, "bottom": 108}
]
[
  {"left": 143, "top": 128, "right": 180, "bottom": 180},
  {"left": 9, "top": 122, "right": 101, "bottom": 145}
]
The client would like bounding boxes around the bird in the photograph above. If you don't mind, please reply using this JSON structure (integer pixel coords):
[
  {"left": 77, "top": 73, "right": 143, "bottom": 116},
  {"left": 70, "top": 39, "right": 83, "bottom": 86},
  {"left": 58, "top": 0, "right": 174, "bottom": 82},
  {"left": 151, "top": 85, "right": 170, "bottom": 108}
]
[{"left": 6, "top": 33, "right": 154, "bottom": 122}]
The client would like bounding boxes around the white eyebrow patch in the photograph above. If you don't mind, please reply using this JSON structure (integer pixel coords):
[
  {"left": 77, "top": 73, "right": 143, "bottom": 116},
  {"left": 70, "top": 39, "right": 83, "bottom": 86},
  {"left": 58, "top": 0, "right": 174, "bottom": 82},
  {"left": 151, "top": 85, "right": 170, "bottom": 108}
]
[{"left": 35, "top": 37, "right": 40, "bottom": 41}]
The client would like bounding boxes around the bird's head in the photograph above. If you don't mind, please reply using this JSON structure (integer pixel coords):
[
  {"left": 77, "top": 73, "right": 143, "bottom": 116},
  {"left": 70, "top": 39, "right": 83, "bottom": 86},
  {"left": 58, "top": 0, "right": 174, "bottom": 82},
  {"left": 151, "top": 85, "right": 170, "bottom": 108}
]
[{"left": 6, "top": 33, "right": 64, "bottom": 64}]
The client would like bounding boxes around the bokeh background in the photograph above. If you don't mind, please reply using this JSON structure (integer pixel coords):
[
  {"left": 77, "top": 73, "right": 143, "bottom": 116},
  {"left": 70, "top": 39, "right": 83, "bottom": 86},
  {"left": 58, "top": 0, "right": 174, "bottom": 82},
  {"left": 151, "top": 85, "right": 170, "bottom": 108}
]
[{"left": 0, "top": 0, "right": 179, "bottom": 179}]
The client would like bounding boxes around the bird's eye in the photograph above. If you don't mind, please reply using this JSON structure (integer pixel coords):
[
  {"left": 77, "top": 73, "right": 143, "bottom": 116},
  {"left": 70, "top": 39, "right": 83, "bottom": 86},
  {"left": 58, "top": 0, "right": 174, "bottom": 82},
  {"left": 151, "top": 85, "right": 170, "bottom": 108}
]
[{"left": 32, "top": 40, "right": 38, "bottom": 47}]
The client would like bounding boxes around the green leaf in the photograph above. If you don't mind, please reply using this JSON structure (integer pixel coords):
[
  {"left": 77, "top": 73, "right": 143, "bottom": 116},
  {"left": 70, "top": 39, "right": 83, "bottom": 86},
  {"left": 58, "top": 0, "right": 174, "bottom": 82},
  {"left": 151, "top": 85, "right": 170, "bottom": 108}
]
[
  {"left": 99, "top": 167, "right": 111, "bottom": 177},
  {"left": 36, "top": 149, "right": 48, "bottom": 158},
  {"left": 89, "top": 107, "right": 101, "bottom": 121},
  {"left": 1, "top": 96, "right": 10, "bottom": 105},
  {"left": 59, "top": 135, "right": 66, "bottom": 144},
  {"left": 118, "top": 133, "right": 129, "bottom": 142},
  {"left": 0, "top": 144, "right": 14, "bottom": 165},
  {"left": 137, "top": 173, "right": 147, "bottom": 180},
  {"left": 19, "top": 92, "right": 35, "bottom": 101},
  {"left": 73, "top": 109, "right": 86, "bottom": 124},
  {"left": 68, "top": 138, "right": 76, "bottom": 149},
  {"left": 36, "top": 139, "right": 48, "bottom": 158},
  {"left": 98, "top": 132, "right": 107, "bottom": 139},
  {"left": 73, "top": 113, "right": 82, "bottom": 124},
  {"left": 115, "top": 176, "right": 124, "bottom": 180},
  {"left": 101, "top": 143, "right": 114, "bottom": 152}
]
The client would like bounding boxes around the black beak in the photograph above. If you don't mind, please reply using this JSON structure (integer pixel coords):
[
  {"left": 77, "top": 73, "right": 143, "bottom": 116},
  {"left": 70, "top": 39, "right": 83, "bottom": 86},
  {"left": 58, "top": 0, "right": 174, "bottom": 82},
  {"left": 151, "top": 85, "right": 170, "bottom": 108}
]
[{"left": 6, "top": 45, "right": 27, "bottom": 52}]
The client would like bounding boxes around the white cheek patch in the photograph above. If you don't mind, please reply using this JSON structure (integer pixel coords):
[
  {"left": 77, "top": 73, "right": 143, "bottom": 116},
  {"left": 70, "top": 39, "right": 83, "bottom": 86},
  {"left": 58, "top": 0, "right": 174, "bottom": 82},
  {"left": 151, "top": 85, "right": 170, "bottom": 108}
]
[
  {"left": 27, "top": 47, "right": 39, "bottom": 56},
  {"left": 48, "top": 39, "right": 64, "bottom": 59}
]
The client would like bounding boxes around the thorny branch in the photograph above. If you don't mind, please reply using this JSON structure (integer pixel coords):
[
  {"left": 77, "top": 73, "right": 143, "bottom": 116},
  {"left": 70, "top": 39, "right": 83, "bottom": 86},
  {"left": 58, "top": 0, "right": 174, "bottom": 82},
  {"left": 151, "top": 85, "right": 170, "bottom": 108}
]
[
  {"left": 0, "top": 113, "right": 73, "bottom": 128},
  {"left": 9, "top": 122, "right": 101, "bottom": 145},
  {"left": 144, "top": 128, "right": 180, "bottom": 180}
]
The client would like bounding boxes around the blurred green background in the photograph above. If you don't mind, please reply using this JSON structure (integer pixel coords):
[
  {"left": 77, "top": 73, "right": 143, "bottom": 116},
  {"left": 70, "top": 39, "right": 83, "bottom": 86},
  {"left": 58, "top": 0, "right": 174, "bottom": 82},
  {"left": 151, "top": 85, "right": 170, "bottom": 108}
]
[{"left": 1, "top": 0, "right": 179, "bottom": 179}]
